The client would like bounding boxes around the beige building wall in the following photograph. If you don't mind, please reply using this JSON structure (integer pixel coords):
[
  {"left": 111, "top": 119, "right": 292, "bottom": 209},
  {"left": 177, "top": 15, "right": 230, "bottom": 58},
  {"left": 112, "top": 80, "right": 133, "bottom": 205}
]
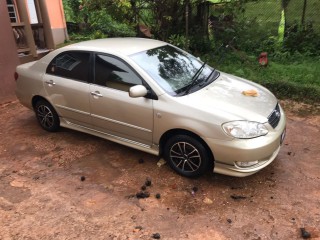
[
  {"left": 0, "top": 1, "right": 20, "bottom": 103},
  {"left": 45, "top": 0, "right": 68, "bottom": 45}
]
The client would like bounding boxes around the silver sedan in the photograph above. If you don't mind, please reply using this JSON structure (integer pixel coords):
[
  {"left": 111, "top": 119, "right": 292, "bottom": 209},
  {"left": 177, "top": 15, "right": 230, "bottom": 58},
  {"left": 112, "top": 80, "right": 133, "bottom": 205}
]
[{"left": 15, "top": 38, "right": 286, "bottom": 177}]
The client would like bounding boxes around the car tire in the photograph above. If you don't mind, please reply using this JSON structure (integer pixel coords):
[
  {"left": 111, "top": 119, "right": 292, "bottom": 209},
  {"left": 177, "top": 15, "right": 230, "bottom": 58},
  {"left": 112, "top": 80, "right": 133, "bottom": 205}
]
[
  {"left": 164, "top": 135, "right": 211, "bottom": 178},
  {"left": 35, "top": 100, "right": 60, "bottom": 132}
]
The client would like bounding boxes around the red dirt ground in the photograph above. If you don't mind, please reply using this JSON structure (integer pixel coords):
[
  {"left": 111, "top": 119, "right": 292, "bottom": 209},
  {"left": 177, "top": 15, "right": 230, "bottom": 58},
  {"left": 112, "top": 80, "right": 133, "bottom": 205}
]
[{"left": 0, "top": 100, "right": 319, "bottom": 240}]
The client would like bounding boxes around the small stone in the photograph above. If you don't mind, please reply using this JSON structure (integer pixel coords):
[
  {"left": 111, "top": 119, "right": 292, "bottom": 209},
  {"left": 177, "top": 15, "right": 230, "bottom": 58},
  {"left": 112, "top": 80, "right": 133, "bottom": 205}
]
[
  {"left": 155, "top": 193, "right": 161, "bottom": 199},
  {"left": 230, "top": 195, "right": 246, "bottom": 200},
  {"left": 152, "top": 233, "right": 161, "bottom": 239},
  {"left": 300, "top": 228, "right": 311, "bottom": 239},
  {"left": 141, "top": 185, "right": 146, "bottom": 191},
  {"left": 136, "top": 191, "right": 150, "bottom": 199},
  {"left": 287, "top": 152, "right": 292, "bottom": 155},
  {"left": 133, "top": 226, "right": 143, "bottom": 232},
  {"left": 192, "top": 186, "right": 198, "bottom": 192},
  {"left": 270, "top": 196, "right": 274, "bottom": 199},
  {"left": 227, "top": 219, "right": 232, "bottom": 224},
  {"left": 126, "top": 194, "right": 136, "bottom": 199},
  {"left": 80, "top": 176, "right": 86, "bottom": 181},
  {"left": 145, "top": 178, "right": 152, "bottom": 186},
  {"left": 33, "top": 176, "right": 40, "bottom": 180}
]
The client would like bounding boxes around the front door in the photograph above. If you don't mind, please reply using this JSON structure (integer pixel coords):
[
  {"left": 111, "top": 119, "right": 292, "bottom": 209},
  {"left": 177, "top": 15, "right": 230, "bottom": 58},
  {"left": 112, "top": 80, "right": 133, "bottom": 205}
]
[{"left": 89, "top": 54, "right": 153, "bottom": 146}]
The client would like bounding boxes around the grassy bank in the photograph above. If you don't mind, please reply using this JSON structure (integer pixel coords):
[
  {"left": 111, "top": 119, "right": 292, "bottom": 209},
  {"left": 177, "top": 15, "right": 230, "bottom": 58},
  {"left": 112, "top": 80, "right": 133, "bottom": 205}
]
[{"left": 244, "top": 0, "right": 320, "bottom": 33}]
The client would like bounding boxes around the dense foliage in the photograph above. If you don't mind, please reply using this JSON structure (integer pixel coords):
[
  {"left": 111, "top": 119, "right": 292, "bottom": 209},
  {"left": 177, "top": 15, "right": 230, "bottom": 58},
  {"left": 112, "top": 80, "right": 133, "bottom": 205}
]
[
  {"left": 63, "top": 0, "right": 135, "bottom": 37},
  {"left": 62, "top": 0, "right": 320, "bottom": 103}
]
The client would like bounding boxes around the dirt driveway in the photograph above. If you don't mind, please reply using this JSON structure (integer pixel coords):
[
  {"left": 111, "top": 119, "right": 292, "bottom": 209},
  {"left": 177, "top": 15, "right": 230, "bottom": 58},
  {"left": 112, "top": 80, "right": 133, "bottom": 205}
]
[{"left": 0, "top": 100, "right": 319, "bottom": 240}]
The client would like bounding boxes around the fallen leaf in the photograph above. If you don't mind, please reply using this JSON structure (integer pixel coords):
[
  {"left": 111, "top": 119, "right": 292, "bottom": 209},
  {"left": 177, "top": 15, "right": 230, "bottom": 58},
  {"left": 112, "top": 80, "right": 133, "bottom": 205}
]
[
  {"left": 157, "top": 158, "right": 167, "bottom": 167},
  {"left": 203, "top": 197, "right": 213, "bottom": 204},
  {"left": 242, "top": 89, "right": 258, "bottom": 97}
]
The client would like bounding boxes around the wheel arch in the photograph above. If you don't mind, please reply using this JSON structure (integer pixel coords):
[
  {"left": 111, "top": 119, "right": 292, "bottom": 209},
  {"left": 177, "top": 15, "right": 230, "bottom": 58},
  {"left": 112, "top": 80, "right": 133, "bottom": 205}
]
[
  {"left": 32, "top": 96, "right": 51, "bottom": 110},
  {"left": 159, "top": 128, "right": 215, "bottom": 166},
  {"left": 32, "top": 96, "right": 60, "bottom": 132}
]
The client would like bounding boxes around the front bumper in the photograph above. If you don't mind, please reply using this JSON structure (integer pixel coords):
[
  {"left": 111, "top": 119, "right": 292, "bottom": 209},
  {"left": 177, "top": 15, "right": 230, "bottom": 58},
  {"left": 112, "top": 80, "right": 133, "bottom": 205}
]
[
  {"left": 205, "top": 107, "right": 286, "bottom": 177},
  {"left": 213, "top": 145, "right": 280, "bottom": 177}
]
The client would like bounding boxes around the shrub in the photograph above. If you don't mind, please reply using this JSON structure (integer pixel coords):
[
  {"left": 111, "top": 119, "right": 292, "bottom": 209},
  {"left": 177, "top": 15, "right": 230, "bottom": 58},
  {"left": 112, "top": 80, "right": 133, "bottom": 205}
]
[
  {"left": 88, "top": 9, "right": 136, "bottom": 37},
  {"left": 283, "top": 21, "right": 320, "bottom": 56},
  {"left": 168, "top": 34, "right": 190, "bottom": 50}
]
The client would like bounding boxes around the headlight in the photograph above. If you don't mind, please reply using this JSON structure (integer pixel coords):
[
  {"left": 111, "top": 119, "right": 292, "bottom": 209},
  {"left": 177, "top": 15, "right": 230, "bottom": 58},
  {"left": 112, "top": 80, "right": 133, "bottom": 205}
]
[{"left": 222, "top": 121, "right": 268, "bottom": 139}]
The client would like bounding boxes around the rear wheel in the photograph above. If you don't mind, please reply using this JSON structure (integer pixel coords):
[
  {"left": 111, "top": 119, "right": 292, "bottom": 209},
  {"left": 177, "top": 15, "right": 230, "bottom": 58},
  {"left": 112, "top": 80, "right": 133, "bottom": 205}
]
[
  {"left": 164, "top": 135, "right": 211, "bottom": 178},
  {"left": 35, "top": 100, "right": 60, "bottom": 132}
]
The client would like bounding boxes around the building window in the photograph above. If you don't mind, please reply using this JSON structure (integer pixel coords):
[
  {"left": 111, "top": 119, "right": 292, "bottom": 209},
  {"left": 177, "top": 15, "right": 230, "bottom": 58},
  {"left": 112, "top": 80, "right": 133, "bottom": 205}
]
[
  {"left": 27, "top": 0, "right": 39, "bottom": 24},
  {"left": 7, "top": 0, "right": 18, "bottom": 23}
]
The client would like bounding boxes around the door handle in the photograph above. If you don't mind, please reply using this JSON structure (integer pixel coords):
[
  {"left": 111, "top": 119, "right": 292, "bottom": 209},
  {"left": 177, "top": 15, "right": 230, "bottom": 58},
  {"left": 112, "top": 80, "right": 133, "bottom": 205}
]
[
  {"left": 90, "top": 91, "right": 103, "bottom": 97},
  {"left": 45, "top": 80, "right": 56, "bottom": 86}
]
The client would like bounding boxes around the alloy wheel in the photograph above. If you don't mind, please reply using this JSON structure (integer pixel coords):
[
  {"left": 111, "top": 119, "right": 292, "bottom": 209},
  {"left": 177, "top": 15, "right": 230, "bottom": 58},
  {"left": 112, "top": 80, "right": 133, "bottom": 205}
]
[
  {"left": 169, "top": 141, "right": 202, "bottom": 173},
  {"left": 37, "top": 105, "right": 55, "bottom": 129}
]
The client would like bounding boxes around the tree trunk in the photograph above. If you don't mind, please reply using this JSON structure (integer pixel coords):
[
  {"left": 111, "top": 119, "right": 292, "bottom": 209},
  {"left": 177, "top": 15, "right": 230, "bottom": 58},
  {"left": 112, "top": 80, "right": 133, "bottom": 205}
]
[
  {"left": 185, "top": 2, "right": 189, "bottom": 49},
  {"left": 196, "top": 2, "right": 209, "bottom": 39},
  {"left": 301, "top": 0, "right": 307, "bottom": 25}
]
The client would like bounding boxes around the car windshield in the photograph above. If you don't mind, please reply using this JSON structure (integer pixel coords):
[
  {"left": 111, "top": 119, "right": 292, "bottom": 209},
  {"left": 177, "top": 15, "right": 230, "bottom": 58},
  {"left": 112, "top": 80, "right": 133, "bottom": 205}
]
[{"left": 130, "top": 45, "right": 217, "bottom": 96}]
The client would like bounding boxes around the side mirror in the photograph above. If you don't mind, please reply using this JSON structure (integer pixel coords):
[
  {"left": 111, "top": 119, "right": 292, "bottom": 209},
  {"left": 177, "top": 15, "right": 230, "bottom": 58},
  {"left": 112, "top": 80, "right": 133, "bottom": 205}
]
[{"left": 129, "top": 85, "right": 148, "bottom": 98}]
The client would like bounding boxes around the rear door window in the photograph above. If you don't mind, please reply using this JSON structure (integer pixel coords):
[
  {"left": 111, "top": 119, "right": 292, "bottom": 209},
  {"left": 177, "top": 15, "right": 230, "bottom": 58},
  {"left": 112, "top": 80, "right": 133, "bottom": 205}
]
[{"left": 46, "top": 51, "right": 90, "bottom": 82}]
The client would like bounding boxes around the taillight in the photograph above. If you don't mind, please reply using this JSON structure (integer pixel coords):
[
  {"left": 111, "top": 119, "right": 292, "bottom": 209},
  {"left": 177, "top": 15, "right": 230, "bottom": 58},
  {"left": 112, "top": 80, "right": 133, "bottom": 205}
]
[{"left": 14, "top": 72, "right": 18, "bottom": 81}]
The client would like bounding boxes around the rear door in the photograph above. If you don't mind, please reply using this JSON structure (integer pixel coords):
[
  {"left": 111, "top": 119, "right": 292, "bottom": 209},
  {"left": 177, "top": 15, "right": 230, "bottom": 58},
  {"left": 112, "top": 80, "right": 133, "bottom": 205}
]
[
  {"left": 43, "top": 51, "right": 92, "bottom": 127},
  {"left": 89, "top": 53, "right": 154, "bottom": 146}
]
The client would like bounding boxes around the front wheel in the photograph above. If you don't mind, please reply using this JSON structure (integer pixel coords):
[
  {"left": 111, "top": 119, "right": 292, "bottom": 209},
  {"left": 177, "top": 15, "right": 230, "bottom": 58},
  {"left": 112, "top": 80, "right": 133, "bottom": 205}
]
[
  {"left": 164, "top": 135, "right": 212, "bottom": 178},
  {"left": 35, "top": 100, "right": 60, "bottom": 132}
]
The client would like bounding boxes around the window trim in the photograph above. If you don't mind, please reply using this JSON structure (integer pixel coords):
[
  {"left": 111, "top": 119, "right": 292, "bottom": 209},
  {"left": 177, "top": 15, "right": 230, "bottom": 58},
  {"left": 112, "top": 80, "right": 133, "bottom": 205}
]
[
  {"left": 93, "top": 52, "right": 158, "bottom": 100},
  {"left": 45, "top": 50, "right": 92, "bottom": 83}
]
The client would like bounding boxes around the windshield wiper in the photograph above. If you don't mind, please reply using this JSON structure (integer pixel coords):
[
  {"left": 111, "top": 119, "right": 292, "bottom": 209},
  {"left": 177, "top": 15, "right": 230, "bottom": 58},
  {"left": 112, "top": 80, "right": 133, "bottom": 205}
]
[
  {"left": 204, "top": 68, "right": 216, "bottom": 84},
  {"left": 185, "top": 62, "right": 206, "bottom": 94}
]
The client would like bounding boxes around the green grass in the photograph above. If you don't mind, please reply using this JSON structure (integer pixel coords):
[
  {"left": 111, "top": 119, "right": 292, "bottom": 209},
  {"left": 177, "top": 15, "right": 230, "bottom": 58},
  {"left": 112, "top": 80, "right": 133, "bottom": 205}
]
[
  {"left": 211, "top": 54, "right": 320, "bottom": 103},
  {"left": 244, "top": 0, "right": 320, "bottom": 34},
  {"left": 219, "top": 0, "right": 320, "bottom": 103},
  {"left": 286, "top": 0, "right": 320, "bottom": 31},
  {"left": 244, "top": 0, "right": 282, "bottom": 36}
]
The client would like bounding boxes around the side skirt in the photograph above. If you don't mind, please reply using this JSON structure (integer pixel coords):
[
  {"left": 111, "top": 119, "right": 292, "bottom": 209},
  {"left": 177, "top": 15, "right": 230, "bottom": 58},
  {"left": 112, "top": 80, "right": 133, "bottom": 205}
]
[{"left": 59, "top": 118, "right": 159, "bottom": 156}]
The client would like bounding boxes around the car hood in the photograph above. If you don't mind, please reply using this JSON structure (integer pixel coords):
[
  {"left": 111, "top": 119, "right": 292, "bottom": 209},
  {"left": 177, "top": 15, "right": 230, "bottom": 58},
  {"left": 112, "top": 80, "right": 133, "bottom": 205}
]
[{"left": 183, "top": 72, "right": 277, "bottom": 123}]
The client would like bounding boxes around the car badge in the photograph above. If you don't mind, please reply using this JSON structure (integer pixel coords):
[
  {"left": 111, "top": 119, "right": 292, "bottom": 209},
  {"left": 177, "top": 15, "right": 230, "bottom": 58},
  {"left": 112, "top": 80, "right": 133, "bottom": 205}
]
[{"left": 274, "top": 110, "right": 280, "bottom": 117}]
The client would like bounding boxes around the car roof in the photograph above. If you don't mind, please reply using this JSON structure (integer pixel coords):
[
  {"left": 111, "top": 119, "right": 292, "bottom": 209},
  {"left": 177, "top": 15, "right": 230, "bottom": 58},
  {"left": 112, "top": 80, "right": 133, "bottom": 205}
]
[{"left": 63, "top": 38, "right": 167, "bottom": 56}]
